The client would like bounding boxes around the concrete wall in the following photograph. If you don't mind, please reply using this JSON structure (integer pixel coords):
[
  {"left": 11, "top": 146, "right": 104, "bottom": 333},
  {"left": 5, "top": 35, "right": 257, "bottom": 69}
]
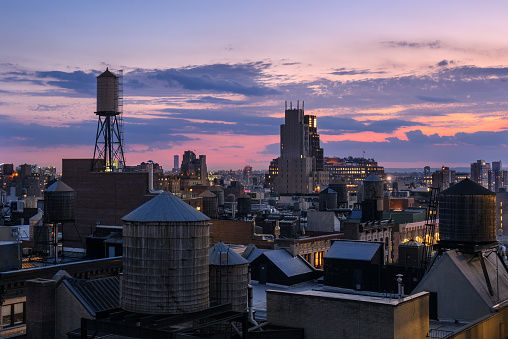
[
  {"left": 267, "top": 290, "right": 429, "bottom": 339},
  {"left": 307, "top": 210, "right": 340, "bottom": 233},
  {"left": 55, "top": 282, "right": 92, "bottom": 339},
  {"left": 412, "top": 253, "right": 492, "bottom": 322},
  {"left": 449, "top": 303, "right": 508, "bottom": 339}
]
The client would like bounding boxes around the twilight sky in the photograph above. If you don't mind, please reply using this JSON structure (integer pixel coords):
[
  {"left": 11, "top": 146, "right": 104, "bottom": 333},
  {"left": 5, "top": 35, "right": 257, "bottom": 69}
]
[{"left": 2, "top": 1, "right": 508, "bottom": 172}]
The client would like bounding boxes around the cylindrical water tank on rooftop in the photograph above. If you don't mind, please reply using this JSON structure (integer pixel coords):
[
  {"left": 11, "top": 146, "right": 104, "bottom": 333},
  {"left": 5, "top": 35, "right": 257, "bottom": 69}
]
[
  {"left": 43, "top": 180, "right": 75, "bottom": 223},
  {"left": 209, "top": 242, "right": 249, "bottom": 312},
  {"left": 199, "top": 190, "right": 218, "bottom": 219},
  {"left": 96, "top": 68, "right": 118, "bottom": 113},
  {"left": 209, "top": 186, "right": 225, "bottom": 206},
  {"left": 439, "top": 178, "right": 497, "bottom": 244},
  {"left": 329, "top": 180, "right": 348, "bottom": 205},
  {"left": 319, "top": 188, "right": 337, "bottom": 211},
  {"left": 121, "top": 192, "right": 210, "bottom": 314},
  {"left": 237, "top": 194, "right": 252, "bottom": 217},
  {"left": 363, "top": 174, "right": 384, "bottom": 200}
]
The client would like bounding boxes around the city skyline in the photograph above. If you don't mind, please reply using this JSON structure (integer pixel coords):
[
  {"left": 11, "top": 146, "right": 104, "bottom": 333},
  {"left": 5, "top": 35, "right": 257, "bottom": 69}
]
[{"left": 2, "top": 1, "right": 508, "bottom": 171}]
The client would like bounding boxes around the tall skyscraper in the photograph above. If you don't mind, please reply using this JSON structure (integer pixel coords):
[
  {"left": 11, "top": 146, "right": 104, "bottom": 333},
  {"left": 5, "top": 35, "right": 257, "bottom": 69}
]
[
  {"left": 471, "top": 159, "right": 490, "bottom": 189},
  {"left": 304, "top": 115, "right": 324, "bottom": 172},
  {"left": 173, "top": 155, "right": 180, "bottom": 173},
  {"left": 274, "top": 101, "right": 328, "bottom": 194},
  {"left": 180, "top": 150, "right": 208, "bottom": 187},
  {"left": 489, "top": 161, "right": 507, "bottom": 192},
  {"left": 243, "top": 165, "right": 252, "bottom": 185}
]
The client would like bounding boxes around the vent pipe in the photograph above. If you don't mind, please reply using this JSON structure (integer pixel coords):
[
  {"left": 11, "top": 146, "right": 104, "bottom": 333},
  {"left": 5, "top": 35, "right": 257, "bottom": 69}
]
[{"left": 396, "top": 274, "right": 404, "bottom": 301}]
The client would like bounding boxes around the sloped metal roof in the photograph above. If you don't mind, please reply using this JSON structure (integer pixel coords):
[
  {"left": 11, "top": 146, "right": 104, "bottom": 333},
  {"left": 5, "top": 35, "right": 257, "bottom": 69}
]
[
  {"left": 263, "top": 250, "right": 314, "bottom": 277},
  {"left": 440, "top": 178, "right": 494, "bottom": 196},
  {"left": 64, "top": 276, "right": 119, "bottom": 316},
  {"left": 324, "top": 240, "right": 382, "bottom": 261},
  {"left": 97, "top": 68, "right": 116, "bottom": 78},
  {"left": 209, "top": 242, "right": 248, "bottom": 265},
  {"left": 244, "top": 247, "right": 267, "bottom": 262},
  {"left": 364, "top": 174, "right": 382, "bottom": 182},
  {"left": 199, "top": 190, "right": 216, "bottom": 198},
  {"left": 319, "top": 187, "right": 336, "bottom": 195},
  {"left": 45, "top": 180, "right": 74, "bottom": 192},
  {"left": 400, "top": 239, "right": 424, "bottom": 247},
  {"left": 122, "top": 191, "right": 210, "bottom": 222}
]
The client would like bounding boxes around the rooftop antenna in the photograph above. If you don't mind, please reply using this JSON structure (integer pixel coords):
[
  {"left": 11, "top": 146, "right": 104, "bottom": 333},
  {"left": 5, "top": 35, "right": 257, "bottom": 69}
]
[
  {"left": 297, "top": 100, "right": 299, "bottom": 110},
  {"left": 285, "top": 101, "right": 287, "bottom": 110},
  {"left": 302, "top": 101, "right": 304, "bottom": 111},
  {"left": 290, "top": 101, "right": 292, "bottom": 110}
]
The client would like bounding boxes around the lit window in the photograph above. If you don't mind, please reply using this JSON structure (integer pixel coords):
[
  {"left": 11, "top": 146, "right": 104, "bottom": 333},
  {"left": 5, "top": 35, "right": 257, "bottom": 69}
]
[{"left": 2, "top": 302, "right": 25, "bottom": 328}]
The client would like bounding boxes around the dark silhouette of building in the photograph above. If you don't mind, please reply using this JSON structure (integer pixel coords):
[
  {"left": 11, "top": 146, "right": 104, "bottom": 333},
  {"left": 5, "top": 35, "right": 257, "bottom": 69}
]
[
  {"left": 273, "top": 101, "right": 328, "bottom": 194},
  {"left": 61, "top": 158, "right": 150, "bottom": 248}
]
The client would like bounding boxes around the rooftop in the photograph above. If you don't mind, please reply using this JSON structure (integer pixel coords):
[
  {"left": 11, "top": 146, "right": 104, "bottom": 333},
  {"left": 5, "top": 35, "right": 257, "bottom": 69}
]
[{"left": 122, "top": 191, "right": 210, "bottom": 222}]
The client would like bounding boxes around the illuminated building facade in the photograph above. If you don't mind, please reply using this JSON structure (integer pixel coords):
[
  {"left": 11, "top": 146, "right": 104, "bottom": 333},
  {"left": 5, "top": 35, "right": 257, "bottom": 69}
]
[
  {"left": 471, "top": 159, "right": 490, "bottom": 189},
  {"left": 489, "top": 161, "right": 507, "bottom": 192},
  {"left": 180, "top": 150, "right": 208, "bottom": 188},
  {"left": 324, "top": 156, "right": 384, "bottom": 187},
  {"left": 304, "top": 115, "right": 324, "bottom": 172}
]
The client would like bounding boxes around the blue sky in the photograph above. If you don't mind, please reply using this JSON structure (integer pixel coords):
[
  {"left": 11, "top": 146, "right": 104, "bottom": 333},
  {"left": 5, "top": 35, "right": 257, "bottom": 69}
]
[{"left": 2, "top": 1, "right": 508, "bottom": 171}]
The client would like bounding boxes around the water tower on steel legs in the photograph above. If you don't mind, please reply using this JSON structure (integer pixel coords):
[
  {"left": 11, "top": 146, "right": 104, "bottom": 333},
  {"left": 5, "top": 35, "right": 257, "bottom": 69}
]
[{"left": 92, "top": 68, "right": 126, "bottom": 172}]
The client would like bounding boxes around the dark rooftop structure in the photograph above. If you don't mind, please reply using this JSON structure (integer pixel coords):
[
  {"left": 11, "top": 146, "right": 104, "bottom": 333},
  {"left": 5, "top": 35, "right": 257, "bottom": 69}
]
[
  {"left": 244, "top": 246, "right": 318, "bottom": 285},
  {"left": 323, "top": 240, "right": 384, "bottom": 291},
  {"left": 324, "top": 240, "right": 383, "bottom": 263}
]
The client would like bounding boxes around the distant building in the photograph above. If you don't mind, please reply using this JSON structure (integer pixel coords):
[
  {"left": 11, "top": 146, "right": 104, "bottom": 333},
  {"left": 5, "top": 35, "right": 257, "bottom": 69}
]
[
  {"left": 173, "top": 154, "right": 179, "bottom": 173},
  {"left": 431, "top": 166, "right": 455, "bottom": 190},
  {"left": 304, "top": 114, "right": 324, "bottom": 171},
  {"left": 471, "top": 159, "right": 490, "bottom": 189},
  {"left": 61, "top": 158, "right": 150, "bottom": 248},
  {"left": 180, "top": 150, "right": 208, "bottom": 189},
  {"left": 423, "top": 166, "right": 431, "bottom": 176},
  {"left": 243, "top": 165, "right": 252, "bottom": 185},
  {"left": 273, "top": 102, "right": 328, "bottom": 194},
  {"left": 489, "top": 161, "right": 507, "bottom": 192},
  {"left": 324, "top": 156, "right": 384, "bottom": 187}
]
